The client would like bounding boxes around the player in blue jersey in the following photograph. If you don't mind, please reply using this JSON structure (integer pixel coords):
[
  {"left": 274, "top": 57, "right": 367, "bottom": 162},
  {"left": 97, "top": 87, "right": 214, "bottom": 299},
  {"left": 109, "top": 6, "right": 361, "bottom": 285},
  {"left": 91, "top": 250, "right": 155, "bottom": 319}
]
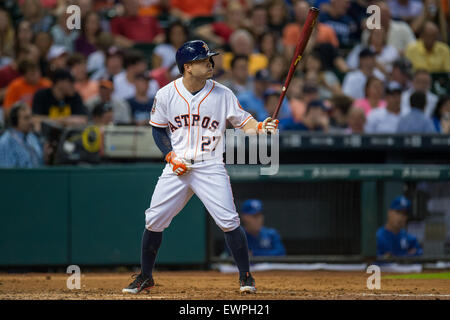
[
  {"left": 239, "top": 199, "right": 286, "bottom": 256},
  {"left": 376, "top": 195, "right": 423, "bottom": 258}
]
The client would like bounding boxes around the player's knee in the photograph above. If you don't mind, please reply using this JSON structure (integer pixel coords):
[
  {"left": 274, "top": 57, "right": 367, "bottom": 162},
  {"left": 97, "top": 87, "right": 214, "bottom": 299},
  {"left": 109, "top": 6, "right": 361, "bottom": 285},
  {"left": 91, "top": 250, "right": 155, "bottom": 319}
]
[
  {"left": 217, "top": 217, "right": 240, "bottom": 232},
  {"left": 145, "top": 213, "right": 167, "bottom": 232}
]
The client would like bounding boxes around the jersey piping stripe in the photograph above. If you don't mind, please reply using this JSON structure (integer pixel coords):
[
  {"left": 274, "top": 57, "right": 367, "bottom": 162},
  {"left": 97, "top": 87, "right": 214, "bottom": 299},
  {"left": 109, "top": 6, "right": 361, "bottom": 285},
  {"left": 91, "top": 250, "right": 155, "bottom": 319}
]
[
  {"left": 174, "top": 80, "right": 190, "bottom": 159},
  {"left": 149, "top": 120, "right": 168, "bottom": 127},
  {"left": 194, "top": 82, "right": 215, "bottom": 160},
  {"left": 237, "top": 115, "right": 253, "bottom": 129},
  {"left": 237, "top": 100, "right": 244, "bottom": 110}
]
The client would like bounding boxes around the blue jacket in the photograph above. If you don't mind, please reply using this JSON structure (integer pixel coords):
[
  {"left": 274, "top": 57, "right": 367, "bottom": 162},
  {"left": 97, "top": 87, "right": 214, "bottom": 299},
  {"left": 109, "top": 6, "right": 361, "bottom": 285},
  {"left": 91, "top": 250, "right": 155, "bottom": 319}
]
[
  {"left": 376, "top": 227, "right": 423, "bottom": 257},
  {"left": 245, "top": 226, "right": 286, "bottom": 256}
]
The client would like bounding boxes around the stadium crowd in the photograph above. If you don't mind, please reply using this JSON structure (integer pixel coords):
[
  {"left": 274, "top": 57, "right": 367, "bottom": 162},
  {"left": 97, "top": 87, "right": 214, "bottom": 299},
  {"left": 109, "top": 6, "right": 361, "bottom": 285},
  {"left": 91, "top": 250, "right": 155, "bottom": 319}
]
[{"left": 0, "top": 0, "right": 449, "bottom": 167}]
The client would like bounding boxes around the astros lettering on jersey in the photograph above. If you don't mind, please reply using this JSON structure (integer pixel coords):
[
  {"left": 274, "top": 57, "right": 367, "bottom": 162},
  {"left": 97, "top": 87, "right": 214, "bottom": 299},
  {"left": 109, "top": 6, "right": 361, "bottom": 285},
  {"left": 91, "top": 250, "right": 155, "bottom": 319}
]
[{"left": 150, "top": 77, "right": 253, "bottom": 162}]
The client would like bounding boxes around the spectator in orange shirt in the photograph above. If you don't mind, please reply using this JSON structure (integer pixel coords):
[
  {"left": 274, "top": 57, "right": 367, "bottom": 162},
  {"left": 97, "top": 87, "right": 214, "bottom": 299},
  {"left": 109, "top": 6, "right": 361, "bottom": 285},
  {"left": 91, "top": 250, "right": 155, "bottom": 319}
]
[
  {"left": 283, "top": 0, "right": 339, "bottom": 49},
  {"left": 110, "top": 0, "right": 164, "bottom": 47},
  {"left": 3, "top": 60, "right": 51, "bottom": 115},
  {"left": 67, "top": 53, "right": 99, "bottom": 104},
  {"left": 170, "top": 0, "right": 218, "bottom": 22}
]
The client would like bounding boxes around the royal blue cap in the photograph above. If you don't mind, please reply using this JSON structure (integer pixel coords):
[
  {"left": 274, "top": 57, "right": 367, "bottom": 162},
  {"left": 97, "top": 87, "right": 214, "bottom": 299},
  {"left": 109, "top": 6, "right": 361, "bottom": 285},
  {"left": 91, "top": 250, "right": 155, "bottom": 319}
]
[
  {"left": 390, "top": 196, "right": 411, "bottom": 212},
  {"left": 241, "top": 199, "right": 263, "bottom": 215}
]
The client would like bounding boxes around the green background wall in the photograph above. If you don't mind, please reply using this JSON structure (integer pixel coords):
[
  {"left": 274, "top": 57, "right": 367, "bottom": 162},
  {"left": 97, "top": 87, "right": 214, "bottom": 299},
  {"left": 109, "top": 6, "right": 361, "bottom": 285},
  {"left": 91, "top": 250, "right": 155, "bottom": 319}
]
[{"left": 0, "top": 165, "right": 206, "bottom": 266}]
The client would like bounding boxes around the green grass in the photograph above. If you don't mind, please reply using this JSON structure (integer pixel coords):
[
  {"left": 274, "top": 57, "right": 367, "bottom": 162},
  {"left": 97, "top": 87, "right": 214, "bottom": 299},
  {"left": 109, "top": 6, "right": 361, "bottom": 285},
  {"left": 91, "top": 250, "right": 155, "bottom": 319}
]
[{"left": 383, "top": 272, "right": 450, "bottom": 280}]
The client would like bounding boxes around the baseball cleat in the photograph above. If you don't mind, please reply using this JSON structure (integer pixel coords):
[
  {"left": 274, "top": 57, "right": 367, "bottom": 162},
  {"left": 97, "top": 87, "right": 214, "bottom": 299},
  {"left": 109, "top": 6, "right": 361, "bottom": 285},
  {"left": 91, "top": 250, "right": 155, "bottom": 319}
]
[
  {"left": 122, "top": 273, "right": 154, "bottom": 294},
  {"left": 239, "top": 272, "right": 256, "bottom": 294}
]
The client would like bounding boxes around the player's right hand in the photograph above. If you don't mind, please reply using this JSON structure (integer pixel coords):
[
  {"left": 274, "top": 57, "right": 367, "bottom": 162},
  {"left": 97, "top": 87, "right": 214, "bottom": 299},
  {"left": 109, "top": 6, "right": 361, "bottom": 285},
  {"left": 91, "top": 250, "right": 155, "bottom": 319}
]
[{"left": 165, "top": 151, "right": 191, "bottom": 176}]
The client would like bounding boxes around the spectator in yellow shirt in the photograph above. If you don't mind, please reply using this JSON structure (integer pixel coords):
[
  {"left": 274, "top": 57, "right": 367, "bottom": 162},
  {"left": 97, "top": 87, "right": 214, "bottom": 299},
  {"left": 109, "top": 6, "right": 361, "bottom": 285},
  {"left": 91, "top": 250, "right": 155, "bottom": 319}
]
[
  {"left": 222, "top": 29, "right": 268, "bottom": 76},
  {"left": 405, "top": 21, "right": 450, "bottom": 73}
]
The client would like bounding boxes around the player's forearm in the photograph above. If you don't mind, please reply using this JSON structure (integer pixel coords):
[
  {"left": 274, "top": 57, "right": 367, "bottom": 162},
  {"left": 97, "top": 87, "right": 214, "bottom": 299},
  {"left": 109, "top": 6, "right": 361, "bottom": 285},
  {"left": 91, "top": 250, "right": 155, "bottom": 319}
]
[{"left": 152, "top": 126, "right": 172, "bottom": 157}]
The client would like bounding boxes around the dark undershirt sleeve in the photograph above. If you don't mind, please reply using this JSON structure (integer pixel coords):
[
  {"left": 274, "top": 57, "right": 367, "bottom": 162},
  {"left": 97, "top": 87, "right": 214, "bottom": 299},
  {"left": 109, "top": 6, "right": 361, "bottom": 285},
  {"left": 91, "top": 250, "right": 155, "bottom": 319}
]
[{"left": 152, "top": 126, "right": 172, "bottom": 157}]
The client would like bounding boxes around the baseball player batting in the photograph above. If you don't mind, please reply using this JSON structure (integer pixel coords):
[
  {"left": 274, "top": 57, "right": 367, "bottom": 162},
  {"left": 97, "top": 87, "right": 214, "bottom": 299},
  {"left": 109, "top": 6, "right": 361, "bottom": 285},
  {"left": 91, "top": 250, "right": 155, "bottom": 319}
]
[{"left": 122, "top": 40, "right": 278, "bottom": 294}]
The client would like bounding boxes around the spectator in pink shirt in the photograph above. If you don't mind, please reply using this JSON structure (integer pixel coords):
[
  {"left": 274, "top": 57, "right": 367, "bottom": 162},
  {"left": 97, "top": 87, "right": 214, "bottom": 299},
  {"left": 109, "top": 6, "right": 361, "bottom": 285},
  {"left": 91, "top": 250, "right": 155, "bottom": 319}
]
[{"left": 353, "top": 76, "right": 386, "bottom": 116}]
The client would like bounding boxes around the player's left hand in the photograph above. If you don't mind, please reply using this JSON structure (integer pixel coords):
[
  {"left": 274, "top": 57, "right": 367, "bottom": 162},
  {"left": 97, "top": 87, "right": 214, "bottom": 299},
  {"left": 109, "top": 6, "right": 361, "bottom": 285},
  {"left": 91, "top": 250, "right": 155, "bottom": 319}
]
[{"left": 258, "top": 117, "right": 279, "bottom": 134}]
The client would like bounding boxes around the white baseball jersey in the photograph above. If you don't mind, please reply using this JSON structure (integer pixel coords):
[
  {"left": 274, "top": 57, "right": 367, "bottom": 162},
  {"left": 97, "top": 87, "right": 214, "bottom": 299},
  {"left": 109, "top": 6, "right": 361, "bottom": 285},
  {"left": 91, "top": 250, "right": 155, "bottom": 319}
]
[
  {"left": 150, "top": 77, "right": 253, "bottom": 161},
  {"left": 145, "top": 77, "right": 254, "bottom": 233}
]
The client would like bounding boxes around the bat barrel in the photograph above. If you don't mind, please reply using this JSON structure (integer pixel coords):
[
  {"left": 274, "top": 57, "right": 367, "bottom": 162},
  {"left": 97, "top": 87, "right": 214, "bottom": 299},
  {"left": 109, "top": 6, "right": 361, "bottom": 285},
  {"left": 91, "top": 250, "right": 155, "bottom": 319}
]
[{"left": 271, "top": 7, "right": 320, "bottom": 119}]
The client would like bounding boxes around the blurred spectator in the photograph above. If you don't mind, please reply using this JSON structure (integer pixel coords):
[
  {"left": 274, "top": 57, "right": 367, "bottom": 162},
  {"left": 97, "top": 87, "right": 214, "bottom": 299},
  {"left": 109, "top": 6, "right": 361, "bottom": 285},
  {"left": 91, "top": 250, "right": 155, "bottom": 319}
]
[
  {"left": 110, "top": 0, "right": 164, "bottom": 47},
  {"left": 91, "top": 101, "right": 114, "bottom": 126},
  {"left": 222, "top": 29, "right": 268, "bottom": 76},
  {"left": 32, "top": 69, "right": 88, "bottom": 132},
  {"left": 137, "top": 0, "right": 163, "bottom": 17},
  {"left": 362, "top": 1, "right": 416, "bottom": 55},
  {"left": 74, "top": 11, "right": 102, "bottom": 58},
  {"left": 280, "top": 99, "right": 329, "bottom": 132},
  {"left": 127, "top": 72, "right": 153, "bottom": 125},
  {"left": 170, "top": 0, "right": 218, "bottom": 22},
  {"left": 0, "top": 102, "right": 46, "bottom": 168},
  {"left": 397, "top": 91, "right": 436, "bottom": 133},
  {"left": 195, "top": 0, "right": 249, "bottom": 47},
  {"left": 0, "top": 8, "right": 15, "bottom": 59},
  {"left": 345, "top": 106, "right": 366, "bottom": 134},
  {"left": 256, "top": 31, "right": 278, "bottom": 61},
  {"left": 318, "top": 0, "right": 358, "bottom": 48},
  {"left": 112, "top": 49, "right": 159, "bottom": 100},
  {"left": 365, "top": 81, "right": 403, "bottom": 133},
  {"left": 267, "top": 0, "right": 289, "bottom": 37},
  {"left": 347, "top": 28, "right": 399, "bottom": 75},
  {"left": 401, "top": 69, "right": 438, "bottom": 117},
  {"left": 303, "top": 52, "right": 342, "bottom": 100},
  {"left": 376, "top": 195, "right": 423, "bottom": 258},
  {"left": 3, "top": 60, "right": 51, "bottom": 113},
  {"left": 239, "top": 199, "right": 286, "bottom": 257},
  {"left": 405, "top": 21, "right": 450, "bottom": 73},
  {"left": 50, "top": 4, "right": 80, "bottom": 53},
  {"left": 249, "top": 4, "right": 269, "bottom": 39},
  {"left": 388, "top": 0, "right": 423, "bottom": 23},
  {"left": 152, "top": 21, "right": 189, "bottom": 78},
  {"left": 342, "top": 48, "right": 385, "bottom": 100},
  {"left": 267, "top": 54, "right": 288, "bottom": 85},
  {"left": 390, "top": 57, "right": 412, "bottom": 90},
  {"left": 87, "top": 36, "right": 121, "bottom": 80},
  {"left": 353, "top": 76, "right": 386, "bottom": 116},
  {"left": 86, "top": 78, "right": 132, "bottom": 124},
  {"left": 432, "top": 95, "right": 450, "bottom": 134},
  {"left": 283, "top": 0, "right": 339, "bottom": 50},
  {"left": 0, "top": 44, "right": 40, "bottom": 102},
  {"left": 67, "top": 53, "right": 99, "bottom": 104},
  {"left": 411, "top": 0, "right": 448, "bottom": 42},
  {"left": 237, "top": 69, "right": 269, "bottom": 120},
  {"left": 46, "top": 45, "right": 69, "bottom": 79},
  {"left": 34, "top": 31, "right": 53, "bottom": 77},
  {"left": 328, "top": 94, "right": 353, "bottom": 133},
  {"left": 221, "top": 55, "right": 252, "bottom": 95},
  {"left": 20, "top": 0, "right": 55, "bottom": 34},
  {"left": 286, "top": 76, "right": 306, "bottom": 122},
  {"left": 14, "top": 20, "right": 35, "bottom": 56}
]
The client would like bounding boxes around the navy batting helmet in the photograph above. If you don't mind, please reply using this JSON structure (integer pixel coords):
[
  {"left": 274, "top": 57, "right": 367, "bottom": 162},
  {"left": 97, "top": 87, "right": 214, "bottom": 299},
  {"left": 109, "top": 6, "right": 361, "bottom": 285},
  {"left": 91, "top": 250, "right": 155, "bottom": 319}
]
[{"left": 176, "top": 40, "right": 219, "bottom": 74}]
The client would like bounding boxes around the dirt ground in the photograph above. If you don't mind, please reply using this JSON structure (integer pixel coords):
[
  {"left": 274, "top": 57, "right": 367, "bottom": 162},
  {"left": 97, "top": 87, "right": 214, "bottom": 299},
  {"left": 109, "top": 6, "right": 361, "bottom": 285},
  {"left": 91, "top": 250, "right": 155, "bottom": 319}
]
[{"left": 1, "top": 270, "right": 450, "bottom": 300}]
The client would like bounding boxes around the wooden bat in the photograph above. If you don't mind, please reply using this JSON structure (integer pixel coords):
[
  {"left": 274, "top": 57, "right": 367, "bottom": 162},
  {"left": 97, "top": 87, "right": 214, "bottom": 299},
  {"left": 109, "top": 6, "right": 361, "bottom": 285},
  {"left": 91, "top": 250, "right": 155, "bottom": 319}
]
[{"left": 272, "top": 7, "right": 320, "bottom": 119}]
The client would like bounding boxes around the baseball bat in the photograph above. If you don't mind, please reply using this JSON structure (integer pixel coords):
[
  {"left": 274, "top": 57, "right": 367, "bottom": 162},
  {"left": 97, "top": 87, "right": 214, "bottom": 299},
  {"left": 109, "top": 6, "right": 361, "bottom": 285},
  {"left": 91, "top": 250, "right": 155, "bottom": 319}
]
[{"left": 272, "top": 7, "right": 320, "bottom": 119}]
